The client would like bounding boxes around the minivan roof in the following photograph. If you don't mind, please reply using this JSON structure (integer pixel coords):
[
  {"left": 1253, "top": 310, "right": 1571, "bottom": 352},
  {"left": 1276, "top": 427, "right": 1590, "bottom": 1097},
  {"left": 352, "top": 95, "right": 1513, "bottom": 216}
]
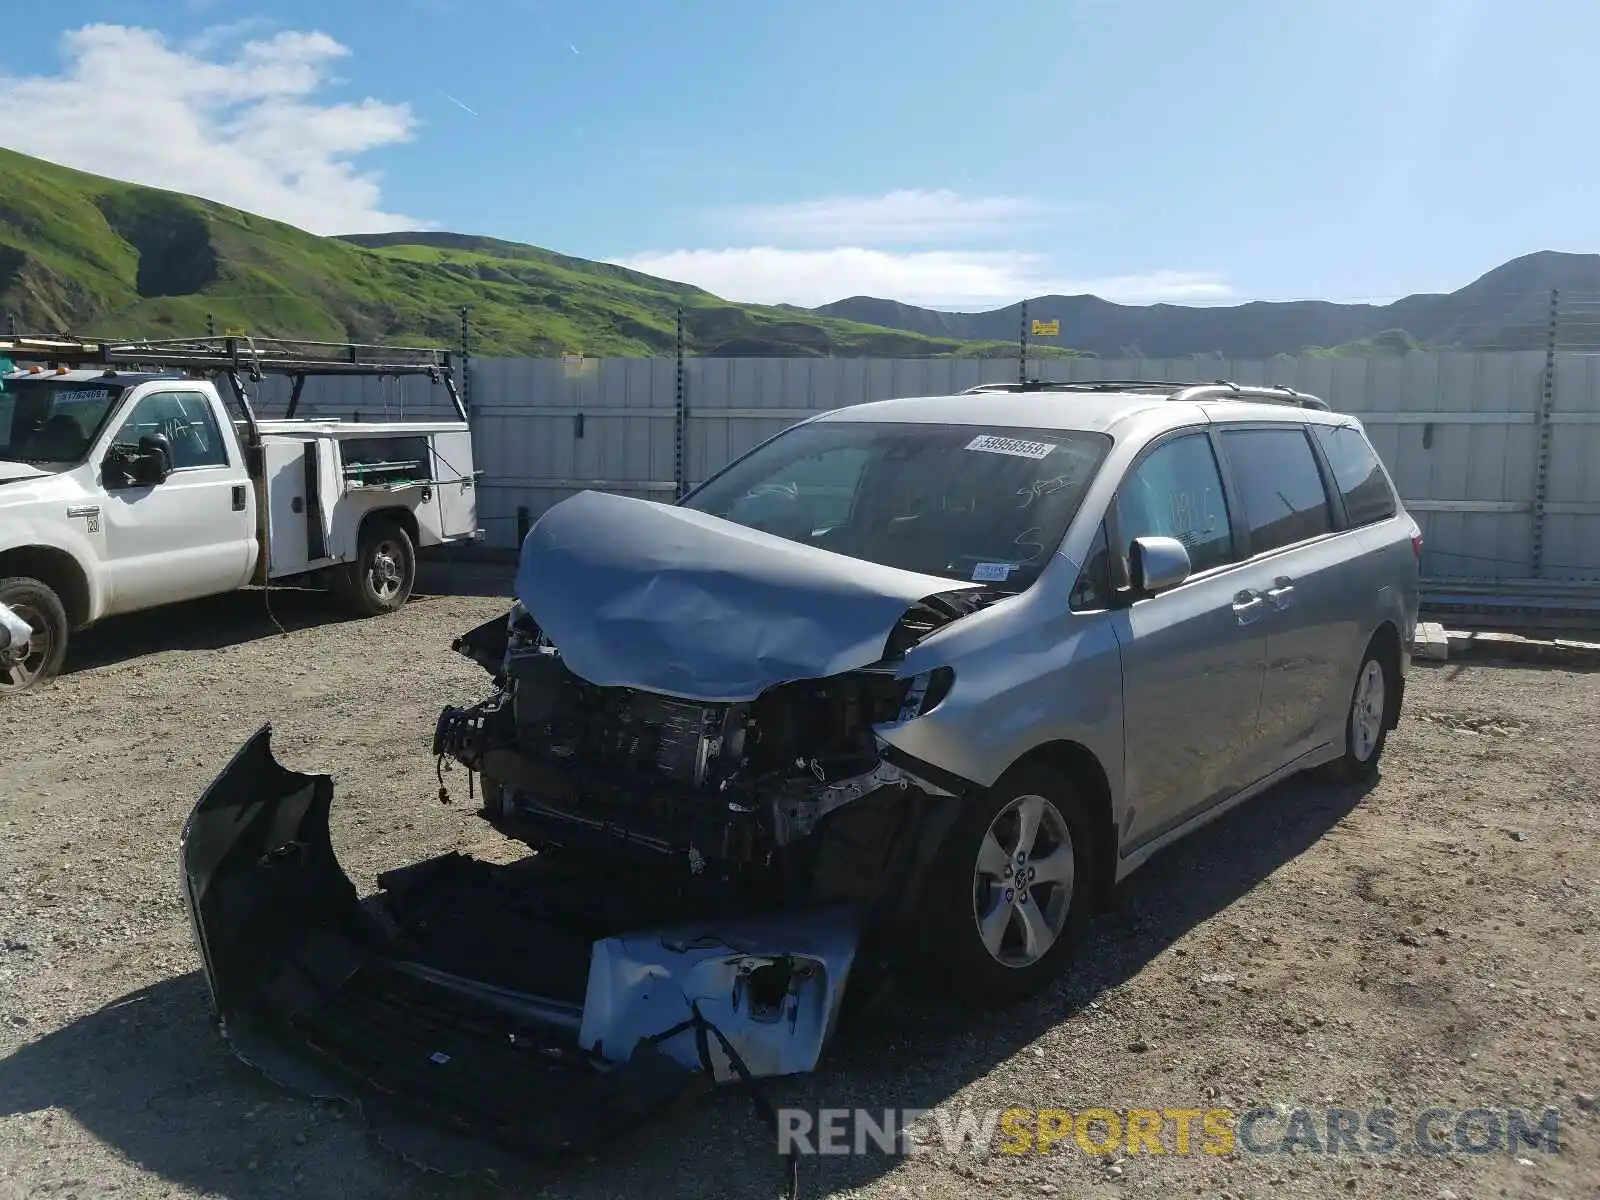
[{"left": 814, "top": 388, "right": 1355, "bottom": 437}]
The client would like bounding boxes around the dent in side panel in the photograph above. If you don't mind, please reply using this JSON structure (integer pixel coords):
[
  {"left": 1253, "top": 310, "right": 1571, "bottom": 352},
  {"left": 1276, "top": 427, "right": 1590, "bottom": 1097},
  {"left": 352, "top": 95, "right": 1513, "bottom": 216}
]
[{"left": 876, "top": 610, "right": 1124, "bottom": 796}]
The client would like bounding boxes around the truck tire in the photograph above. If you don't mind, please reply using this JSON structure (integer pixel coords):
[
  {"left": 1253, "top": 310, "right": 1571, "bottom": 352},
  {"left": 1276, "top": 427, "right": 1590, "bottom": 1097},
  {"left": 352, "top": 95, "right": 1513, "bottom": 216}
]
[
  {"left": 334, "top": 519, "right": 416, "bottom": 616},
  {"left": 0, "top": 577, "right": 70, "bottom": 695}
]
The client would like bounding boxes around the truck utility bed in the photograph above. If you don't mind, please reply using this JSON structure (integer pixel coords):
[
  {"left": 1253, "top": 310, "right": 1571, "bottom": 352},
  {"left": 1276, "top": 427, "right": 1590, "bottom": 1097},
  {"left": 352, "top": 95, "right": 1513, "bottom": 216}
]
[{"left": 0, "top": 331, "right": 480, "bottom": 692}]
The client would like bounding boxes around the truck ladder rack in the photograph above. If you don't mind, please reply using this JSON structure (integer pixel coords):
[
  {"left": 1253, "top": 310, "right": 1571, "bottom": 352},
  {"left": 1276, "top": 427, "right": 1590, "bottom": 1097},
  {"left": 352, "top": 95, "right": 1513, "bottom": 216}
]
[{"left": 0, "top": 333, "right": 467, "bottom": 426}]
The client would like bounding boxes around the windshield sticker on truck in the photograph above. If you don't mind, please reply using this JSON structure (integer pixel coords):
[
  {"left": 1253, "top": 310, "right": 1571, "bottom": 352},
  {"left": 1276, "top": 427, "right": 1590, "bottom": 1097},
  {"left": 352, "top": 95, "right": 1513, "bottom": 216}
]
[
  {"left": 44, "top": 387, "right": 114, "bottom": 405},
  {"left": 965, "top": 434, "right": 1057, "bottom": 459},
  {"left": 971, "top": 561, "right": 1015, "bottom": 582}
]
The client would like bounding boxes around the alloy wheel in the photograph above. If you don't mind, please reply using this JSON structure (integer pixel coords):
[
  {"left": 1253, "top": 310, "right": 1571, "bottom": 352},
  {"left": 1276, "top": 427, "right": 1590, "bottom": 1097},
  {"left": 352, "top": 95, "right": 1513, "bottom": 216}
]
[
  {"left": 368, "top": 540, "right": 404, "bottom": 602},
  {"left": 1350, "top": 658, "right": 1386, "bottom": 762},
  {"left": 971, "top": 793, "right": 1076, "bottom": 969},
  {"left": 0, "top": 602, "right": 51, "bottom": 690}
]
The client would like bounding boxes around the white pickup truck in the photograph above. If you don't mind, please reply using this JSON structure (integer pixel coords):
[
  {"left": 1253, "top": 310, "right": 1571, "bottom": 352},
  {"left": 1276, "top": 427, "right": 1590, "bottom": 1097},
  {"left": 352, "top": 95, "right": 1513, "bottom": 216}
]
[{"left": 0, "top": 335, "right": 480, "bottom": 694}]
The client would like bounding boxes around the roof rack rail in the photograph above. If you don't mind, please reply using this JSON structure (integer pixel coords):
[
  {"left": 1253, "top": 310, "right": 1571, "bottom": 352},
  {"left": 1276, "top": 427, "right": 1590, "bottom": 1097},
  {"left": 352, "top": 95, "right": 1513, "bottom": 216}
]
[
  {"left": 1170, "top": 381, "right": 1330, "bottom": 410},
  {"left": 0, "top": 333, "right": 465, "bottom": 423},
  {"left": 960, "top": 379, "right": 1189, "bottom": 395},
  {"left": 960, "top": 377, "right": 1330, "bottom": 410}
]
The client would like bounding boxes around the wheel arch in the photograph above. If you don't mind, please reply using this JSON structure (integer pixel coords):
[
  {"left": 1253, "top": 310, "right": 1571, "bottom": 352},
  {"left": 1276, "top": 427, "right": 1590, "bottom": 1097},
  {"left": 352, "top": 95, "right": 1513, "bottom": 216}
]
[
  {"left": 1002, "top": 739, "right": 1118, "bottom": 911},
  {"left": 1367, "top": 619, "right": 1404, "bottom": 729},
  {"left": 361, "top": 505, "right": 420, "bottom": 549},
  {"left": 0, "top": 545, "right": 93, "bottom": 630}
]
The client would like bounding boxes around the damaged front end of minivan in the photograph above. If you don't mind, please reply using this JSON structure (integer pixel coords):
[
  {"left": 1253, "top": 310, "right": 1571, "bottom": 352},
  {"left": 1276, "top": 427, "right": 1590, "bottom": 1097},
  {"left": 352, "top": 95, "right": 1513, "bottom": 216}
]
[{"left": 179, "top": 490, "right": 1006, "bottom": 1175}]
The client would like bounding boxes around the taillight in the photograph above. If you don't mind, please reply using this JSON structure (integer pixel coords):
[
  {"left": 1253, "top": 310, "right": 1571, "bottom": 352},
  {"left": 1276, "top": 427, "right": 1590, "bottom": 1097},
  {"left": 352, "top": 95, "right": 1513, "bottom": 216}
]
[{"left": 1410, "top": 522, "right": 1423, "bottom": 563}]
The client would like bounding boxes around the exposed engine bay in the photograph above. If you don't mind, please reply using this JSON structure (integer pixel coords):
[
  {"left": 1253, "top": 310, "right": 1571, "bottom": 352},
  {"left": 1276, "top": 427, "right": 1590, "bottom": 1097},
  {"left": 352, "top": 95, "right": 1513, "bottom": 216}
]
[{"left": 434, "top": 595, "right": 986, "bottom": 901}]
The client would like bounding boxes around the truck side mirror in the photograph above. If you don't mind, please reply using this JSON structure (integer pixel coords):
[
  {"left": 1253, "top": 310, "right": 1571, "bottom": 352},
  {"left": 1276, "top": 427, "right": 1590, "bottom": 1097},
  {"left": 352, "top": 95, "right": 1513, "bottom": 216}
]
[{"left": 133, "top": 434, "right": 174, "bottom": 485}]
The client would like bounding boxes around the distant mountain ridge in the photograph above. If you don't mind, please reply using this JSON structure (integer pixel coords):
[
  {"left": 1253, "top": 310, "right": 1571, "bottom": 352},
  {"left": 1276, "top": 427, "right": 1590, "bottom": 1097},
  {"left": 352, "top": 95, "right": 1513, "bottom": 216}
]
[
  {"left": 0, "top": 145, "right": 1591, "bottom": 359},
  {"left": 812, "top": 251, "right": 1600, "bottom": 358}
]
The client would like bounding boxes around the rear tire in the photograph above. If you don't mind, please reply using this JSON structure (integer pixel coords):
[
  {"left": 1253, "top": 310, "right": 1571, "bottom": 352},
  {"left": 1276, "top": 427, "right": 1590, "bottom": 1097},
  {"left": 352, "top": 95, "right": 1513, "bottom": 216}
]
[
  {"left": 1320, "top": 638, "right": 1393, "bottom": 782},
  {"left": 334, "top": 519, "right": 416, "bottom": 616},
  {"left": 920, "top": 763, "right": 1095, "bottom": 1007},
  {"left": 0, "top": 577, "right": 70, "bottom": 695}
]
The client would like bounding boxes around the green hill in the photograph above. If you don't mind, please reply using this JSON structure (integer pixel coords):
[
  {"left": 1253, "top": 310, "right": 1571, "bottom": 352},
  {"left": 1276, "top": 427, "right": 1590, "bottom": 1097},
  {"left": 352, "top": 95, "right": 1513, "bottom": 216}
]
[{"left": 0, "top": 147, "right": 1067, "bottom": 359}]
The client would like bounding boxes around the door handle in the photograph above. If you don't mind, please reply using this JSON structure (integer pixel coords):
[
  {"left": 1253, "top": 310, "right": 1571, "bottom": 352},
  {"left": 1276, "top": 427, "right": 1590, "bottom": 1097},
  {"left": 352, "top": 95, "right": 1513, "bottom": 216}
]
[
  {"left": 231, "top": 485, "right": 247, "bottom": 512},
  {"left": 1264, "top": 576, "right": 1296, "bottom": 608},
  {"left": 1231, "top": 589, "right": 1267, "bottom": 625}
]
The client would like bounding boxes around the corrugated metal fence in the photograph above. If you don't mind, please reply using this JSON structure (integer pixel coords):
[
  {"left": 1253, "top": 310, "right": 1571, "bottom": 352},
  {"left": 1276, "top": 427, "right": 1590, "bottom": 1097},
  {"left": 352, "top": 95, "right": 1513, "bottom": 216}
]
[{"left": 267, "top": 353, "right": 1600, "bottom": 593}]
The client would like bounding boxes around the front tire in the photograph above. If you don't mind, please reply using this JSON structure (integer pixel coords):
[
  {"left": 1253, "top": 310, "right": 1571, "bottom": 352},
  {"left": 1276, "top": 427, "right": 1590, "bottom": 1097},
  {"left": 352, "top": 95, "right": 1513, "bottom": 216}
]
[
  {"left": 921, "top": 763, "right": 1095, "bottom": 1006},
  {"left": 0, "top": 577, "right": 70, "bottom": 695},
  {"left": 1321, "top": 639, "right": 1393, "bottom": 782},
  {"left": 334, "top": 519, "right": 416, "bottom": 616}
]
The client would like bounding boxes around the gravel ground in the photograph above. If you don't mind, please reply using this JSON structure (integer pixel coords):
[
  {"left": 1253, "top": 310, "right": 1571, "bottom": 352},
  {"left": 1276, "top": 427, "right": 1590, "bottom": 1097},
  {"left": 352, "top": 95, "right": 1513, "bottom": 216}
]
[{"left": 1, "top": 564, "right": 1597, "bottom": 1200}]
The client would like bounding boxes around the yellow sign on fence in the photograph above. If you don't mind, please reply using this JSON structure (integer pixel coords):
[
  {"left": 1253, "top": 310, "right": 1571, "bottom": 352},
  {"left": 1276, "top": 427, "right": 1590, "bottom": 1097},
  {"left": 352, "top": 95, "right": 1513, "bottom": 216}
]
[{"left": 1031, "top": 319, "right": 1060, "bottom": 337}]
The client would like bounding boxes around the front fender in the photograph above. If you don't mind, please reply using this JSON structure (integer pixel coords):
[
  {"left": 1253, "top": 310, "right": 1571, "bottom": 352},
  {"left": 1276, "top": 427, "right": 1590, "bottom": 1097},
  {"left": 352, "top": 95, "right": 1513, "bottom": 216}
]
[
  {"left": 877, "top": 612, "right": 1124, "bottom": 802},
  {"left": 0, "top": 517, "right": 107, "bottom": 624}
]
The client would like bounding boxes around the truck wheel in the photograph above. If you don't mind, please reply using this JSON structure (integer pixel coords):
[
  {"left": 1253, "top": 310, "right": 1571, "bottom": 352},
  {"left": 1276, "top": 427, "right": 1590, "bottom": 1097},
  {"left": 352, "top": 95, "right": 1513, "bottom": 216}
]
[
  {"left": 0, "top": 577, "right": 70, "bottom": 695},
  {"left": 335, "top": 519, "right": 416, "bottom": 616}
]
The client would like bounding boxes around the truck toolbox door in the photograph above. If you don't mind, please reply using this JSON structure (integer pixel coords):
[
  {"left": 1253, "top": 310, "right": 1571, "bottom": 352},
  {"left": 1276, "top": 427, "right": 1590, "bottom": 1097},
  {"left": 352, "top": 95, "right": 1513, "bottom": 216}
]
[{"left": 432, "top": 429, "right": 478, "bottom": 539}]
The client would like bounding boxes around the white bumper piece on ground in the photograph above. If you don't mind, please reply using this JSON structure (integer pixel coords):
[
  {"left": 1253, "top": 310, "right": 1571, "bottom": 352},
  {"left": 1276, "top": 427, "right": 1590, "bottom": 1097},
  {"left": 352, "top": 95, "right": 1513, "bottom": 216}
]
[{"left": 579, "top": 906, "right": 861, "bottom": 1082}]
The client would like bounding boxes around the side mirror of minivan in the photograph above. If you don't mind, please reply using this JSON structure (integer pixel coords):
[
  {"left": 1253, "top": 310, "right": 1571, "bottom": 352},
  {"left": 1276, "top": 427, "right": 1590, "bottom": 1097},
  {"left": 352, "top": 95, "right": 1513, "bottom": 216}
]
[{"left": 1129, "top": 535, "right": 1191, "bottom": 596}]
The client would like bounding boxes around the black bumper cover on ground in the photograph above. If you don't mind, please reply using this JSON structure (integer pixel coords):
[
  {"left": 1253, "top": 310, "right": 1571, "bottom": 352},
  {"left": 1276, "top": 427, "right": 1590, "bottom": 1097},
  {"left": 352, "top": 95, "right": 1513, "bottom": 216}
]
[{"left": 177, "top": 725, "right": 708, "bottom": 1175}]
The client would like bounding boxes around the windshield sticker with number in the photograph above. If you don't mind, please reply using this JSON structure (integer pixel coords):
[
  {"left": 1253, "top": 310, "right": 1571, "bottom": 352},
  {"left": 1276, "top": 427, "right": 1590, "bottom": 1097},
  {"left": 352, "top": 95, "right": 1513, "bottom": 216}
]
[
  {"left": 971, "top": 561, "right": 1015, "bottom": 582},
  {"left": 965, "top": 434, "right": 1057, "bottom": 460}
]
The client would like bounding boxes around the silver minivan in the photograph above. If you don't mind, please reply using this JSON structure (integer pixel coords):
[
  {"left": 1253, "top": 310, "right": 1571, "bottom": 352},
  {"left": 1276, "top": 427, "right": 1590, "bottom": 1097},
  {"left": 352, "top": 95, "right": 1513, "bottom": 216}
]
[
  {"left": 182, "top": 381, "right": 1422, "bottom": 1140},
  {"left": 641, "top": 380, "right": 1423, "bottom": 1000}
]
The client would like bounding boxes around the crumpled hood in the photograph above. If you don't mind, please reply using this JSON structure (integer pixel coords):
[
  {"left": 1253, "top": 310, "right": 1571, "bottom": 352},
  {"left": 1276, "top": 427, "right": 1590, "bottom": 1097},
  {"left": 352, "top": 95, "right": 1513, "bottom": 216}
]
[{"left": 513, "top": 490, "right": 978, "bottom": 701}]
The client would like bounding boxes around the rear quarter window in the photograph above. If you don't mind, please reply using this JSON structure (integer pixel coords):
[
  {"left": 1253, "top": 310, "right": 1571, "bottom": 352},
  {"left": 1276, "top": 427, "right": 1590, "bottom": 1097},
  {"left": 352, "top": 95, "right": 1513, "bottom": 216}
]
[
  {"left": 1219, "top": 426, "right": 1334, "bottom": 556},
  {"left": 1312, "top": 424, "right": 1397, "bottom": 527}
]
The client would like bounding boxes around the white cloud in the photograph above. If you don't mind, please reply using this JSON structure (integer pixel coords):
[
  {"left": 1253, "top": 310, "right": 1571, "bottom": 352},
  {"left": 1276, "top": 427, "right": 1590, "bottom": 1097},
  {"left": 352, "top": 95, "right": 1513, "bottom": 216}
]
[
  {"left": 611, "top": 247, "right": 1233, "bottom": 309},
  {"left": 726, "top": 189, "right": 1055, "bottom": 244},
  {"left": 0, "top": 24, "right": 424, "bottom": 234}
]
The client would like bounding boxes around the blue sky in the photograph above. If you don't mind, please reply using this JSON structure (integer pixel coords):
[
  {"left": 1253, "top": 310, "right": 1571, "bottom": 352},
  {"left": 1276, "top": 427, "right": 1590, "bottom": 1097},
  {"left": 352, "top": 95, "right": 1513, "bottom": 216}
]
[{"left": 0, "top": 0, "right": 1594, "bottom": 309}]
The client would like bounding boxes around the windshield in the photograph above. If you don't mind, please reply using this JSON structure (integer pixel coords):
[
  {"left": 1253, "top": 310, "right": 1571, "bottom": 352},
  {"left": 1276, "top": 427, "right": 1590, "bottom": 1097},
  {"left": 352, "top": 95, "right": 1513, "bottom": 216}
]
[
  {"left": 0, "top": 377, "right": 125, "bottom": 463},
  {"left": 682, "top": 420, "right": 1112, "bottom": 588}
]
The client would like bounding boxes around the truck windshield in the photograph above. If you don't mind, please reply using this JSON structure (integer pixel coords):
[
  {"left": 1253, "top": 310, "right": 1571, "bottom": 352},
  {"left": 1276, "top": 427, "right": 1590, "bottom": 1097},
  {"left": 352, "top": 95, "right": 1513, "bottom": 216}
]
[
  {"left": 0, "top": 378, "right": 125, "bottom": 463},
  {"left": 682, "top": 420, "right": 1112, "bottom": 588}
]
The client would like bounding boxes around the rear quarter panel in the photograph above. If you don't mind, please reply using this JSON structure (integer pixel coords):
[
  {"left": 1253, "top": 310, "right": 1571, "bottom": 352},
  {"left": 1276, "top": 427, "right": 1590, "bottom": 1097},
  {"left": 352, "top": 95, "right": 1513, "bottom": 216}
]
[{"left": 1354, "top": 512, "right": 1422, "bottom": 660}]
